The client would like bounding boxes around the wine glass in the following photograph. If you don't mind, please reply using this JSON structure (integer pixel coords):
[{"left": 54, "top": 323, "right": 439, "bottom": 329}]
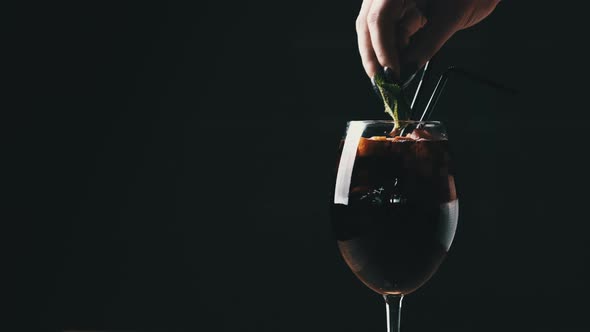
[{"left": 330, "top": 120, "right": 458, "bottom": 332}]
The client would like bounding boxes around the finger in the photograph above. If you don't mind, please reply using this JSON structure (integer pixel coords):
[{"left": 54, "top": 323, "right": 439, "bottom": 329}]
[
  {"left": 397, "top": 5, "right": 427, "bottom": 49},
  {"left": 367, "top": 0, "right": 406, "bottom": 80},
  {"left": 402, "top": 17, "right": 459, "bottom": 69},
  {"left": 355, "top": 0, "right": 379, "bottom": 77}
]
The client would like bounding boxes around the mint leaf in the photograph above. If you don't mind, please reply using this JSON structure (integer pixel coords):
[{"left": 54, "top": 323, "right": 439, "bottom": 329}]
[{"left": 373, "top": 71, "right": 411, "bottom": 129}]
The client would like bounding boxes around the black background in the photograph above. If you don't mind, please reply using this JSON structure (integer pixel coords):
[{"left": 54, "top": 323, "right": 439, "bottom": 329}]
[{"left": 6, "top": 1, "right": 590, "bottom": 331}]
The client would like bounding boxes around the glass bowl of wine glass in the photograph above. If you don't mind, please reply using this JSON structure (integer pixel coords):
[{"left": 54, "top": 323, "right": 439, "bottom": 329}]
[{"left": 330, "top": 120, "right": 458, "bottom": 332}]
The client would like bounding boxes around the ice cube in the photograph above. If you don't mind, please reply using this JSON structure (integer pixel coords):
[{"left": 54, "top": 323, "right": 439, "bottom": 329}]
[{"left": 408, "top": 128, "right": 433, "bottom": 140}]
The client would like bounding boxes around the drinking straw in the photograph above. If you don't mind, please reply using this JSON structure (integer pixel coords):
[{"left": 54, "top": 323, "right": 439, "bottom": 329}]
[
  {"left": 418, "top": 66, "right": 518, "bottom": 121},
  {"left": 418, "top": 70, "right": 449, "bottom": 121},
  {"left": 410, "top": 60, "right": 430, "bottom": 110}
]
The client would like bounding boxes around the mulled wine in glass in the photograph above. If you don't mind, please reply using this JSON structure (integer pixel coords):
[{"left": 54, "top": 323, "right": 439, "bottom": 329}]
[{"left": 330, "top": 120, "right": 458, "bottom": 332}]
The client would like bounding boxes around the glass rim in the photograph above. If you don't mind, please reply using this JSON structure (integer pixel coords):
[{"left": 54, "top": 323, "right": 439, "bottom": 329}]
[{"left": 346, "top": 120, "right": 443, "bottom": 125}]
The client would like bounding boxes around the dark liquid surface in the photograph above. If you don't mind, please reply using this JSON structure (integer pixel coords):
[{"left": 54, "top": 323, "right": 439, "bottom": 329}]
[{"left": 330, "top": 138, "right": 458, "bottom": 295}]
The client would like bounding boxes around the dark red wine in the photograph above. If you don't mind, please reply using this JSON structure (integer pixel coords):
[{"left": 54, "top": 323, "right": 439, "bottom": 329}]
[{"left": 330, "top": 137, "right": 458, "bottom": 295}]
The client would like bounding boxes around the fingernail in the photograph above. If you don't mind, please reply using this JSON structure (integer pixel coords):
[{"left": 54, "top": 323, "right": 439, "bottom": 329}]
[
  {"left": 383, "top": 67, "right": 399, "bottom": 84},
  {"left": 370, "top": 77, "right": 381, "bottom": 97},
  {"left": 400, "top": 62, "right": 420, "bottom": 88}
]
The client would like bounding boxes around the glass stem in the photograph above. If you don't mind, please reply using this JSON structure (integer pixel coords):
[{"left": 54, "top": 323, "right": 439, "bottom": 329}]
[{"left": 384, "top": 294, "right": 404, "bottom": 332}]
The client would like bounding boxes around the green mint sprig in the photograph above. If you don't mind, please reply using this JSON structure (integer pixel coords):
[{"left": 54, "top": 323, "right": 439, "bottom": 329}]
[{"left": 373, "top": 71, "right": 411, "bottom": 130}]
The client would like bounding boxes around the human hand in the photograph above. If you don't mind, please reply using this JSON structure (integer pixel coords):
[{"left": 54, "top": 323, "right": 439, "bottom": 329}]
[{"left": 355, "top": 0, "right": 501, "bottom": 82}]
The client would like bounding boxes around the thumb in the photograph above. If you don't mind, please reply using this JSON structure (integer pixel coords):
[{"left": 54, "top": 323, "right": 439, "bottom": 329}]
[{"left": 402, "top": 18, "right": 458, "bottom": 69}]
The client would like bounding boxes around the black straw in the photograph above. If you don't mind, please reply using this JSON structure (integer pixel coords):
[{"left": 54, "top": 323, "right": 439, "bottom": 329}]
[
  {"left": 419, "top": 71, "right": 449, "bottom": 121},
  {"left": 417, "top": 65, "right": 519, "bottom": 122},
  {"left": 410, "top": 61, "right": 429, "bottom": 110}
]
